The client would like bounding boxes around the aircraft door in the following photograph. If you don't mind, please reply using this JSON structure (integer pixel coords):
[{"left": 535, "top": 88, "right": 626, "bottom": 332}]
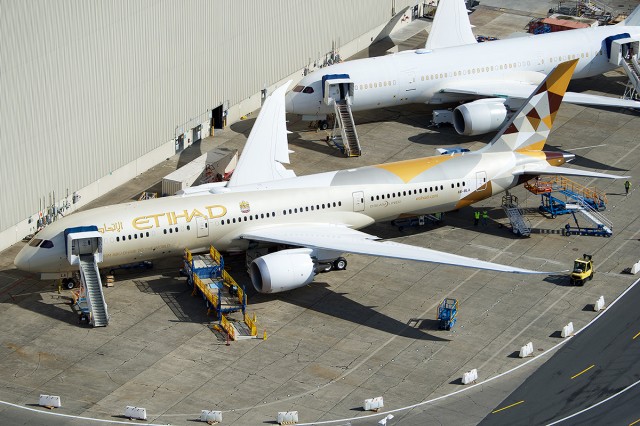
[
  {"left": 326, "top": 84, "right": 341, "bottom": 105},
  {"left": 196, "top": 217, "right": 209, "bottom": 238},
  {"left": 476, "top": 171, "right": 487, "bottom": 191},
  {"left": 353, "top": 191, "right": 365, "bottom": 212},
  {"left": 403, "top": 69, "right": 416, "bottom": 92}
]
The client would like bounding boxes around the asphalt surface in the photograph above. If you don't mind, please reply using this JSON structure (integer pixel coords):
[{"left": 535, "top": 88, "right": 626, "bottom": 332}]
[{"left": 480, "top": 278, "right": 640, "bottom": 425}]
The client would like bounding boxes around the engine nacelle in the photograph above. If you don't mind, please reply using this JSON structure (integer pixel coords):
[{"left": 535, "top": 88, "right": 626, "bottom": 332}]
[
  {"left": 250, "top": 248, "right": 316, "bottom": 294},
  {"left": 453, "top": 99, "right": 508, "bottom": 136}
]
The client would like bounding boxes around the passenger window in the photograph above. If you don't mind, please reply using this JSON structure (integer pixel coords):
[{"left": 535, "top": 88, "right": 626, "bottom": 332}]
[
  {"left": 116, "top": 237, "right": 120, "bottom": 242},
  {"left": 134, "top": 234, "right": 138, "bottom": 239}
]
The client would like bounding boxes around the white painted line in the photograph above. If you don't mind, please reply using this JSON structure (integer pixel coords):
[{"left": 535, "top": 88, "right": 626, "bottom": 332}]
[
  {"left": 566, "top": 144, "right": 607, "bottom": 150},
  {"left": 296, "top": 276, "right": 640, "bottom": 425},
  {"left": 0, "top": 399, "right": 169, "bottom": 425},
  {"left": 545, "top": 378, "right": 640, "bottom": 425}
]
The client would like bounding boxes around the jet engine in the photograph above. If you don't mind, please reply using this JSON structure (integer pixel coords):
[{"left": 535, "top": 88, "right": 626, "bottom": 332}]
[
  {"left": 453, "top": 99, "right": 508, "bottom": 136},
  {"left": 250, "top": 248, "right": 317, "bottom": 293}
]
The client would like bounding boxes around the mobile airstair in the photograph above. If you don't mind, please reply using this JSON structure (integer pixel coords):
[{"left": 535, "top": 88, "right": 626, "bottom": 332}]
[
  {"left": 65, "top": 226, "right": 109, "bottom": 327},
  {"left": 322, "top": 74, "right": 362, "bottom": 157},
  {"left": 332, "top": 100, "right": 362, "bottom": 157},
  {"left": 562, "top": 200, "right": 613, "bottom": 237},
  {"left": 525, "top": 176, "right": 612, "bottom": 237},
  {"left": 501, "top": 194, "right": 531, "bottom": 237},
  {"left": 605, "top": 33, "right": 640, "bottom": 100}
]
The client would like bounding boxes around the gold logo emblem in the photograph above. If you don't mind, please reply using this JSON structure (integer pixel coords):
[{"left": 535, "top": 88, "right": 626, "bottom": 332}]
[{"left": 239, "top": 201, "right": 250, "bottom": 213}]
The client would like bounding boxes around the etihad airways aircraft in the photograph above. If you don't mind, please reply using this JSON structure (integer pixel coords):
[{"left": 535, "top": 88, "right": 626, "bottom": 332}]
[
  {"left": 15, "top": 60, "right": 626, "bottom": 293},
  {"left": 285, "top": 0, "right": 640, "bottom": 135}
]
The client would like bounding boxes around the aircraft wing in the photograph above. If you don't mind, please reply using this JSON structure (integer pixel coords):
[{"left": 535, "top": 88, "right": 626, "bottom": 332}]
[
  {"left": 512, "top": 164, "right": 630, "bottom": 179},
  {"left": 441, "top": 78, "right": 640, "bottom": 109},
  {"left": 241, "top": 224, "right": 553, "bottom": 274},
  {"left": 227, "top": 81, "right": 295, "bottom": 187}
]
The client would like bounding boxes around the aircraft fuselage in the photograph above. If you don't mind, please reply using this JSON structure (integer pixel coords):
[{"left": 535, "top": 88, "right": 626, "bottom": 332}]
[
  {"left": 14, "top": 149, "right": 565, "bottom": 275},
  {"left": 286, "top": 25, "right": 637, "bottom": 116}
]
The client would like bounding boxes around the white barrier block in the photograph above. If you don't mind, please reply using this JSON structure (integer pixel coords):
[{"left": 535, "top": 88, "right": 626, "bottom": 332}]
[
  {"left": 519, "top": 342, "right": 534, "bottom": 358},
  {"left": 462, "top": 368, "right": 478, "bottom": 385},
  {"left": 124, "top": 406, "right": 147, "bottom": 420},
  {"left": 277, "top": 411, "right": 299, "bottom": 424},
  {"left": 39, "top": 394, "right": 61, "bottom": 408},
  {"left": 594, "top": 296, "right": 605, "bottom": 312},
  {"left": 561, "top": 322, "right": 574, "bottom": 338},
  {"left": 200, "top": 410, "right": 222, "bottom": 423},
  {"left": 631, "top": 261, "right": 640, "bottom": 275},
  {"left": 363, "top": 396, "right": 384, "bottom": 411}
]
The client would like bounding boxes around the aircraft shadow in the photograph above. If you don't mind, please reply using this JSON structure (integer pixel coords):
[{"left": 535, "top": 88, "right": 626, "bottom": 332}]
[
  {"left": 276, "top": 285, "right": 450, "bottom": 342},
  {"left": 134, "top": 275, "right": 211, "bottom": 324},
  {"left": 0, "top": 268, "right": 84, "bottom": 326},
  {"left": 543, "top": 144, "right": 629, "bottom": 172},
  {"left": 215, "top": 256, "right": 448, "bottom": 341}
]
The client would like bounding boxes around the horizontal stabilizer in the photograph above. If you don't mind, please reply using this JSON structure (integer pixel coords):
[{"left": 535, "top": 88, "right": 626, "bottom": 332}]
[
  {"left": 563, "top": 92, "right": 640, "bottom": 109},
  {"left": 513, "top": 164, "right": 629, "bottom": 179},
  {"left": 242, "top": 224, "right": 558, "bottom": 275}
]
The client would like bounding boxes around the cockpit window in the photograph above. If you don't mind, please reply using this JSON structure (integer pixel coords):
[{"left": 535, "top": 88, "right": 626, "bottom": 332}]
[
  {"left": 302, "top": 86, "right": 314, "bottom": 94},
  {"left": 293, "top": 85, "right": 305, "bottom": 92},
  {"left": 40, "top": 240, "right": 54, "bottom": 249},
  {"left": 28, "top": 238, "right": 43, "bottom": 247}
]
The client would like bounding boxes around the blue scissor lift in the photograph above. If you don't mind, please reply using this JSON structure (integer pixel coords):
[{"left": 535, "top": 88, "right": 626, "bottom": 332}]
[{"left": 437, "top": 298, "right": 458, "bottom": 331}]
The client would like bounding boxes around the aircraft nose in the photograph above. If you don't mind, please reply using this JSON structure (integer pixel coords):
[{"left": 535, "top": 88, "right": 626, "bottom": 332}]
[
  {"left": 285, "top": 92, "right": 295, "bottom": 113},
  {"left": 14, "top": 248, "right": 31, "bottom": 272}
]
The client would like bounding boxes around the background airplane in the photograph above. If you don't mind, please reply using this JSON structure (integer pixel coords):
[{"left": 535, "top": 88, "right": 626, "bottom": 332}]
[
  {"left": 15, "top": 60, "right": 626, "bottom": 294},
  {"left": 286, "top": 0, "right": 640, "bottom": 136}
]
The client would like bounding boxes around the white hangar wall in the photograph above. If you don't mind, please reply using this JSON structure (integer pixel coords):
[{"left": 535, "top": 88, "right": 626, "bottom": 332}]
[{"left": 0, "top": 0, "right": 416, "bottom": 251}]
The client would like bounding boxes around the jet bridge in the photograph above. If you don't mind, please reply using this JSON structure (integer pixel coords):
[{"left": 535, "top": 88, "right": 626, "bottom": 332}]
[
  {"left": 322, "top": 74, "right": 362, "bottom": 157},
  {"left": 605, "top": 33, "right": 640, "bottom": 100},
  {"left": 64, "top": 226, "right": 109, "bottom": 327}
]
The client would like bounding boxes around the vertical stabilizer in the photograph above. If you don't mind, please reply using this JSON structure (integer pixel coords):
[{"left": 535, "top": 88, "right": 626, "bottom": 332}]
[
  {"left": 425, "top": 0, "right": 477, "bottom": 50},
  {"left": 228, "top": 81, "right": 295, "bottom": 187},
  {"left": 483, "top": 60, "right": 578, "bottom": 153},
  {"left": 622, "top": 5, "right": 640, "bottom": 27}
]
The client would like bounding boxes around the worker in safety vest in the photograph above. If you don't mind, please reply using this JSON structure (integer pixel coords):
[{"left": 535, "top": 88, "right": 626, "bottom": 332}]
[
  {"left": 482, "top": 210, "right": 488, "bottom": 226},
  {"left": 625, "top": 180, "right": 631, "bottom": 196},
  {"left": 474, "top": 210, "right": 480, "bottom": 226}
]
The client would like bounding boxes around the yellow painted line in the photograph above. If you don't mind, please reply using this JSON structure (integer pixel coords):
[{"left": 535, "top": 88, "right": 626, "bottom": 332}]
[
  {"left": 571, "top": 364, "right": 595, "bottom": 380},
  {"left": 633, "top": 331, "right": 640, "bottom": 340},
  {"left": 629, "top": 418, "right": 640, "bottom": 426},
  {"left": 491, "top": 400, "right": 525, "bottom": 414}
]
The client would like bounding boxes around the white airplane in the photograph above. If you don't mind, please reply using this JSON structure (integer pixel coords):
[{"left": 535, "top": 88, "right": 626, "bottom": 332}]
[
  {"left": 14, "top": 60, "right": 626, "bottom": 293},
  {"left": 285, "top": 0, "right": 640, "bottom": 135}
]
